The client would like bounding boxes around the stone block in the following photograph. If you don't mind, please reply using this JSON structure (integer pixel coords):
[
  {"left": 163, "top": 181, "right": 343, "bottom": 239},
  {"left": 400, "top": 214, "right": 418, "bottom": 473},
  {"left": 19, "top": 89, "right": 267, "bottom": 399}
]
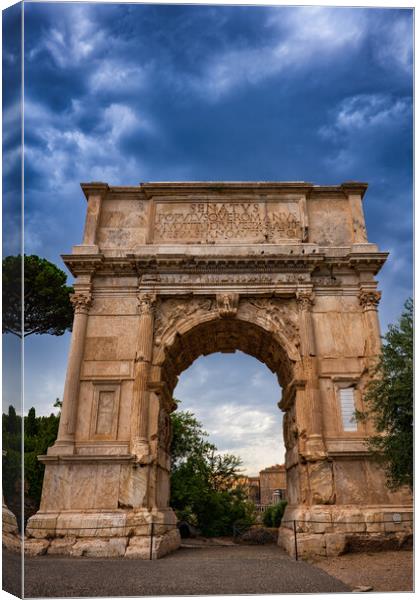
[
  {"left": 56, "top": 511, "right": 128, "bottom": 538},
  {"left": 308, "top": 460, "right": 335, "bottom": 505},
  {"left": 70, "top": 537, "right": 127, "bottom": 557},
  {"left": 295, "top": 534, "right": 326, "bottom": 559},
  {"left": 125, "top": 536, "right": 151, "bottom": 559},
  {"left": 24, "top": 539, "right": 50, "bottom": 556},
  {"left": 324, "top": 533, "right": 347, "bottom": 556},
  {"left": 26, "top": 514, "right": 58, "bottom": 539},
  {"left": 2, "top": 532, "right": 22, "bottom": 553},
  {"left": 306, "top": 509, "right": 333, "bottom": 534},
  {"left": 125, "top": 529, "right": 180, "bottom": 559},
  {"left": 47, "top": 537, "right": 77, "bottom": 555},
  {"left": 365, "top": 512, "right": 384, "bottom": 533},
  {"left": 333, "top": 509, "right": 366, "bottom": 533},
  {"left": 2, "top": 505, "right": 19, "bottom": 534},
  {"left": 278, "top": 526, "right": 295, "bottom": 556}
]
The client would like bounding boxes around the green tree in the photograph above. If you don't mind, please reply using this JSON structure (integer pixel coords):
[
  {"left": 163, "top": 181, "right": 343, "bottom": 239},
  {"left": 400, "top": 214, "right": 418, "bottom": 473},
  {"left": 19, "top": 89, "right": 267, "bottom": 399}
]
[
  {"left": 2, "top": 254, "right": 74, "bottom": 338},
  {"left": 26, "top": 407, "right": 38, "bottom": 437},
  {"left": 359, "top": 298, "right": 413, "bottom": 490},
  {"left": 3, "top": 402, "right": 60, "bottom": 525},
  {"left": 170, "top": 405, "right": 255, "bottom": 536},
  {"left": 6, "top": 405, "right": 18, "bottom": 435}
]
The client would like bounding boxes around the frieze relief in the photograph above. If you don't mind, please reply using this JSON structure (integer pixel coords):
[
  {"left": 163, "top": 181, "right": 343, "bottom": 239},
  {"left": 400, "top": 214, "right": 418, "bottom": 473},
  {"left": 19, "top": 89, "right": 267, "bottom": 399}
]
[
  {"left": 153, "top": 200, "right": 304, "bottom": 244},
  {"left": 139, "top": 272, "right": 310, "bottom": 286},
  {"left": 153, "top": 297, "right": 217, "bottom": 345},
  {"left": 312, "top": 275, "right": 341, "bottom": 286},
  {"left": 242, "top": 298, "right": 300, "bottom": 349}
]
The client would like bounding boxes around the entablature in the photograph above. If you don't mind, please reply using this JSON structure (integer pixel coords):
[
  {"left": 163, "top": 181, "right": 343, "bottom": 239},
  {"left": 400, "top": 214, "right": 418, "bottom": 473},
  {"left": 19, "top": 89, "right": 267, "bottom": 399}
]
[{"left": 62, "top": 246, "right": 388, "bottom": 283}]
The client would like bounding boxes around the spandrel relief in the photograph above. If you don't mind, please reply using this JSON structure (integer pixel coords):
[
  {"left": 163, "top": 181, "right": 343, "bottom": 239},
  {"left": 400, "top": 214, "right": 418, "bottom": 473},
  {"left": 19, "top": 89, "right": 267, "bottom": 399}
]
[
  {"left": 154, "top": 297, "right": 217, "bottom": 345},
  {"left": 242, "top": 298, "right": 300, "bottom": 349}
]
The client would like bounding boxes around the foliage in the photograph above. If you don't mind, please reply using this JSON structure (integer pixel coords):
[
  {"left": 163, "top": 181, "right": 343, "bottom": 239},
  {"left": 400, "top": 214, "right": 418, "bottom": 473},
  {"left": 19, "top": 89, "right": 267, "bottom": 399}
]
[
  {"left": 262, "top": 501, "right": 287, "bottom": 528},
  {"left": 170, "top": 405, "right": 256, "bottom": 536},
  {"left": 2, "top": 404, "right": 60, "bottom": 509},
  {"left": 2, "top": 254, "right": 74, "bottom": 338},
  {"left": 357, "top": 298, "right": 413, "bottom": 490}
]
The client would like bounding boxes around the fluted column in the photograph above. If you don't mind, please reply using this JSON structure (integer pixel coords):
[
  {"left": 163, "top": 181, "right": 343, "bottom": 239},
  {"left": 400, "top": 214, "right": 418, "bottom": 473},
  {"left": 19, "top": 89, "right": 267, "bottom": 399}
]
[
  {"left": 49, "top": 291, "right": 91, "bottom": 454},
  {"left": 296, "top": 290, "right": 325, "bottom": 458},
  {"left": 359, "top": 289, "right": 382, "bottom": 358},
  {"left": 131, "top": 293, "right": 156, "bottom": 460}
]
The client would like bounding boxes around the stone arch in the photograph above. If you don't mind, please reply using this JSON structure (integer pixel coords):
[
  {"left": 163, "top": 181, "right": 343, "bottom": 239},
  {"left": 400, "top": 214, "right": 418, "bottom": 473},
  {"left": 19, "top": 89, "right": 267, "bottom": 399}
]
[
  {"left": 26, "top": 180, "right": 412, "bottom": 560},
  {"left": 151, "top": 298, "right": 300, "bottom": 400}
]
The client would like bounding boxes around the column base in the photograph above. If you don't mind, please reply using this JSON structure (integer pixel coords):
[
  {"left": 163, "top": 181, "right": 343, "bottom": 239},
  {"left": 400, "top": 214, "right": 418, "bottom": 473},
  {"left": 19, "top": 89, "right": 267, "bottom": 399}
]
[
  {"left": 278, "top": 504, "right": 413, "bottom": 559},
  {"left": 25, "top": 508, "right": 180, "bottom": 559},
  {"left": 47, "top": 441, "right": 76, "bottom": 456}
]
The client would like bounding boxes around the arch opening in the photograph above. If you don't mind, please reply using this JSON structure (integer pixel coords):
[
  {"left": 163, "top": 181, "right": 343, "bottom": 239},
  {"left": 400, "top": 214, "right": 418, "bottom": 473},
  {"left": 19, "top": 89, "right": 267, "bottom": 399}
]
[
  {"left": 174, "top": 350, "right": 285, "bottom": 477},
  {"left": 156, "top": 316, "right": 296, "bottom": 402}
]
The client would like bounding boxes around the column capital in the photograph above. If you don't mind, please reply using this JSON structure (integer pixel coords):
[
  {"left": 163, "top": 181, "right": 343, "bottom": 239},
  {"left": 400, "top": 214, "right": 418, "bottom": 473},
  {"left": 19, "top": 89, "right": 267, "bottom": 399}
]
[
  {"left": 359, "top": 289, "right": 381, "bottom": 310},
  {"left": 70, "top": 291, "right": 92, "bottom": 314},
  {"left": 137, "top": 292, "right": 157, "bottom": 315},
  {"left": 296, "top": 290, "right": 315, "bottom": 311}
]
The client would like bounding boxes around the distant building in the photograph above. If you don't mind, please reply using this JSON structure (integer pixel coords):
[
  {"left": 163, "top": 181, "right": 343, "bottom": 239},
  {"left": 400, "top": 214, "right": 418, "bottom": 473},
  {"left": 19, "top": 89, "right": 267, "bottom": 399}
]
[
  {"left": 242, "top": 464, "right": 287, "bottom": 508},
  {"left": 259, "top": 464, "right": 286, "bottom": 505}
]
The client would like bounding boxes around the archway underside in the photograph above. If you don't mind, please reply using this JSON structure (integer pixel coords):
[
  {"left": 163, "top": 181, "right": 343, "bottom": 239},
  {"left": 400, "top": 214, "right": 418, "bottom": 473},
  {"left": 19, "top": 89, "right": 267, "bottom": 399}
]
[{"left": 158, "top": 317, "right": 295, "bottom": 399}]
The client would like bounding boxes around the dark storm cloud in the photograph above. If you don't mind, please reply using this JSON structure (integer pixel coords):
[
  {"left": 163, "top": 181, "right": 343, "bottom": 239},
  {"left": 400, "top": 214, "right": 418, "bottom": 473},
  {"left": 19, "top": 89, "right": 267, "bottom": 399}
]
[
  {"left": 3, "top": 2, "right": 22, "bottom": 257},
  {"left": 14, "top": 4, "right": 413, "bottom": 429}
]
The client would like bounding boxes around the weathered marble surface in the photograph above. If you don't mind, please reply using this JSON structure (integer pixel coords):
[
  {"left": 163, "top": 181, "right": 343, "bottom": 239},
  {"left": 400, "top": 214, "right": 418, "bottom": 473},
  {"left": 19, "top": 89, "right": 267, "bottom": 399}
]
[{"left": 27, "top": 181, "right": 412, "bottom": 558}]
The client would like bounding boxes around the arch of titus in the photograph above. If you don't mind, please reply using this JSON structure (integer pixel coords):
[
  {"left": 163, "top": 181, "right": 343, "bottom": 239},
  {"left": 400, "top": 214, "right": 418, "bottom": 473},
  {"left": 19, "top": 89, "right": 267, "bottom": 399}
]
[{"left": 27, "top": 181, "right": 412, "bottom": 558}]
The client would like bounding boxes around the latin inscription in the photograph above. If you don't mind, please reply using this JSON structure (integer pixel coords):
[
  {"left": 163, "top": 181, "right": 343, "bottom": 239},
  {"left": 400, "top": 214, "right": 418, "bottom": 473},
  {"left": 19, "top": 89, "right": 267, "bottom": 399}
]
[{"left": 153, "top": 201, "right": 303, "bottom": 243}]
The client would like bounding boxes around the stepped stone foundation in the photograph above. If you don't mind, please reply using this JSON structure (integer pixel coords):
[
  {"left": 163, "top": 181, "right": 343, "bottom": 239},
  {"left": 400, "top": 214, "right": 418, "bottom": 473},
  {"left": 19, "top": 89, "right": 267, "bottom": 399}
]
[
  {"left": 26, "top": 181, "right": 412, "bottom": 558},
  {"left": 278, "top": 505, "right": 413, "bottom": 558}
]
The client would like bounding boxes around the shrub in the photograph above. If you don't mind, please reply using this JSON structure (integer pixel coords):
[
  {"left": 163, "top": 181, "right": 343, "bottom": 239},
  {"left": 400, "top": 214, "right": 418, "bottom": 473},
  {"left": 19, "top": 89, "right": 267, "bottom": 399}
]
[{"left": 262, "top": 501, "right": 287, "bottom": 528}]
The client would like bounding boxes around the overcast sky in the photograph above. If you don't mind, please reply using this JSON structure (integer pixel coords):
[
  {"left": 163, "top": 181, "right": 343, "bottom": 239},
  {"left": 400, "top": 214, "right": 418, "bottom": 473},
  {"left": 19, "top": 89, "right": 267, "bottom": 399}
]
[{"left": 3, "top": 2, "right": 413, "bottom": 474}]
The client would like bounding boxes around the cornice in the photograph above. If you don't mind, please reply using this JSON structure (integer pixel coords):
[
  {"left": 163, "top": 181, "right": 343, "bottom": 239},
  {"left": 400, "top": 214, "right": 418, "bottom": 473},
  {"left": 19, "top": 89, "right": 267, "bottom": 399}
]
[
  {"left": 62, "top": 253, "right": 105, "bottom": 276},
  {"left": 340, "top": 181, "right": 368, "bottom": 199},
  {"left": 348, "top": 252, "right": 388, "bottom": 274},
  {"left": 62, "top": 249, "right": 388, "bottom": 277},
  {"left": 78, "top": 181, "right": 369, "bottom": 202},
  {"left": 80, "top": 182, "right": 109, "bottom": 201}
]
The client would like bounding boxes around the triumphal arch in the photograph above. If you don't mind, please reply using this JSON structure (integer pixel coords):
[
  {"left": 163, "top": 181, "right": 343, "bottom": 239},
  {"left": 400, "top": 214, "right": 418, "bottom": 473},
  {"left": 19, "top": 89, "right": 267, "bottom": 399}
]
[{"left": 27, "top": 181, "right": 412, "bottom": 558}]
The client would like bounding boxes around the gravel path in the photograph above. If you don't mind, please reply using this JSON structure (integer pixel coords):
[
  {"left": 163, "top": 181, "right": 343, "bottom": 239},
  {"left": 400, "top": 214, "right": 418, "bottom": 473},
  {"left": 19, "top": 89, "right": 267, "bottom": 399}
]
[
  {"left": 4, "top": 546, "right": 349, "bottom": 597},
  {"left": 313, "top": 550, "right": 413, "bottom": 592}
]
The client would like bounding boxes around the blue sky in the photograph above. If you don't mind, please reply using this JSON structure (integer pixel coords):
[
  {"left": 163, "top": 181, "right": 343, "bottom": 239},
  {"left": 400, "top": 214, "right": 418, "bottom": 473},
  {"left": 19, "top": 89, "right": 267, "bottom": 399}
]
[{"left": 2, "top": 2, "right": 413, "bottom": 474}]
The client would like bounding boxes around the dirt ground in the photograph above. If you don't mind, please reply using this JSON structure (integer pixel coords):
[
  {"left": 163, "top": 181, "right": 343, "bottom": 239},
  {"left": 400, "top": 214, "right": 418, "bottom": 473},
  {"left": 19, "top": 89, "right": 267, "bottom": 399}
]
[{"left": 313, "top": 550, "right": 414, "bottom": 592}]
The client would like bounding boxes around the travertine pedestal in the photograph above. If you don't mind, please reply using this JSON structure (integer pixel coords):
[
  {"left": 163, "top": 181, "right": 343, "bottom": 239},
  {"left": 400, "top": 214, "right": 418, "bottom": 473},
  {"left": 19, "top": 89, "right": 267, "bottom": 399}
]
[{"left": 27, "top": 181, "right": 412, "bottom": 558}]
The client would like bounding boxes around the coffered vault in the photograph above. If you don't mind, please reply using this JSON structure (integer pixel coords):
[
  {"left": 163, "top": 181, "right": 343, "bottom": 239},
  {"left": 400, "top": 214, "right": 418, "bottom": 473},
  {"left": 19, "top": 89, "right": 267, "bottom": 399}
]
[{"left": 26, "top": 181, "right": 412, "bottom": 558}]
